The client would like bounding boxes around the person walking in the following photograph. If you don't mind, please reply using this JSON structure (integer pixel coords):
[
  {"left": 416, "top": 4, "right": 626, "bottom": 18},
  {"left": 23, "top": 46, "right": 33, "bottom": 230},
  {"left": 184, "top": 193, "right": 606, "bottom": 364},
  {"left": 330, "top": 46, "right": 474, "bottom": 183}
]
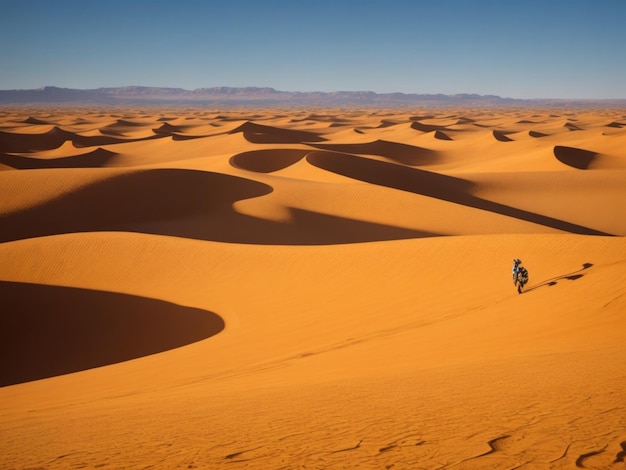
[{"left": 512, "top": 258, "right": 529, "bottom": 294}]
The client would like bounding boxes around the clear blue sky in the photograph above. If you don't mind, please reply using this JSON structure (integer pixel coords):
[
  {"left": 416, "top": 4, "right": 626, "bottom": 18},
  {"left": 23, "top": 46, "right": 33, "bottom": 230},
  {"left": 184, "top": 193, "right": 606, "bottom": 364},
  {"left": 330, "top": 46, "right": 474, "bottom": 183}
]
[{"left": 1, "top": 0, "right": 625, "bottom": 99}]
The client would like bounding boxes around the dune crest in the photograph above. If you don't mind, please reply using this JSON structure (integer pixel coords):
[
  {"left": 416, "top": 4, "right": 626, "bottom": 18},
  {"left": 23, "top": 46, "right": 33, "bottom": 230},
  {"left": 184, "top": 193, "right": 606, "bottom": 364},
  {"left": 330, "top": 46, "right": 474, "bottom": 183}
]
[
  {"left": 0, "top": 147, "right": 117, "bottom": 169},
  {"left": 310, "top": 140, "right": 438, "bottom": 166},
  {"left": 0, "top": 168, "right": 273, "bottom": 243},
  {"left": 229, "top": 121, "right": 326, "bottom": 143}
]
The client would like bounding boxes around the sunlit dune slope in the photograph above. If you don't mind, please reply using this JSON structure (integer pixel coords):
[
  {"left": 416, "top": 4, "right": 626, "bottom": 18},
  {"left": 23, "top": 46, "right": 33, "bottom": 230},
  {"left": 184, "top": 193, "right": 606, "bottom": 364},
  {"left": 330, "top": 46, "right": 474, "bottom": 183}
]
[{"left": 0, "top": 107, "right": 625, "bottom": 469}]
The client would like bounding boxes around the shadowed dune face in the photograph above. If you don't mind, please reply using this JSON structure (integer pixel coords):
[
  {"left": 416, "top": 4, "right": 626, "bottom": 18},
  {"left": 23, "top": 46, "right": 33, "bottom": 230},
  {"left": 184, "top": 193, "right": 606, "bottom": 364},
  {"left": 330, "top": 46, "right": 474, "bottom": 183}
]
[
  {"left": 0, "top": 281, "right": 224, "bottom": 387},
  {"left": 22, "top": 117, "right": 51, "bottom": 125},
  {"left": 0, "top": 127, "right": 76, "bottom": 152},
  {"left": 310, "top": 140, "right": 438, "bottom": 166},
  {"left": 410, "top": 121, "right": 449, "bottom": 132},
  {"left": 554, "top": 145, "right": 598, "bottom": 169},
  {"left": 306, "top": 150, "right": 473, "bottom": 196},
  {"left": 306, "top": 151, "right": 613, "bottom": 235},
  {"left": 0, "top": 167, "right": 433, "bottom": 244},
  {"left": 230, "top": 149, "right": 310, "bottom": 172},
  {"left": 0, "top": 169, "right": 273, "bottom": 243},
  {"left": 229, "top": 142, "right": 440, "bottom": 172},
  {"left": 229, "top": 121, "right": 326, "bottom": 143},
  {"left": 0, "top": 127, "right": 127, "bottom": 153},
  {"left": 152, "top": 122, "right": 186, "bottom": 135},
  {"left": 0, "top": 147, "right": 117, "bottom": 169},
  {"left": 433, "top": 130, "right": 452, "bottom": 140},
  {"left": 0, "top": 125, "right": 169, "bottom": 155},
  {"left": 492, "top": 130, "right": 514, "bottom": 142}
]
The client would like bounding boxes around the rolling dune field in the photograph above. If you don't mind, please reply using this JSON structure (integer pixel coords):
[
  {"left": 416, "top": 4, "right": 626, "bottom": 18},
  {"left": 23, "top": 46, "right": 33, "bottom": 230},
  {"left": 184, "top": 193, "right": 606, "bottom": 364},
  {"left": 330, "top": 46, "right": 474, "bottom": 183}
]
[{"left": 1, "top": 107, "right": 625, "bottom": 469}]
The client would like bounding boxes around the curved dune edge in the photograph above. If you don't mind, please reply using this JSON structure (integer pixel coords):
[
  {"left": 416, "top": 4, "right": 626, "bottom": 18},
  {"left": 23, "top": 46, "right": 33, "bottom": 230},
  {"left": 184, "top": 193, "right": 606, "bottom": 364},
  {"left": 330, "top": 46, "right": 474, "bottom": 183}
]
[
  {"left": 229, "top": 121, "right": 326, "bottom": 144},
  {"left": 230, "top": 148, "right": 310, "bottom": 173},
  {"left": 22, "top": 116, "right": 52, "bottom": 125},
  {"left": 0, "top": 166, "right": 437, "bottom": 244},
  {"left": 305, "top": 151, "right": 613, "bottom": 236},
  {"left": 0, "top": 127, "right": 128, "bottom": 152},
  {"left": 0, "top": 168, "right": 273, "bottom": 243},
  {"left": 554, "top": 145, "right": 598, "bottom": 169},
  {"left": 553, "top": 146, "right": 626, "bottom": 170},
  {"left": 433, "top": 129, "right": 453, "bottom": 140},
  {"left": 0, "top": 124, "right": 182, "bottom": 154},
  {"left": 410, "top": 121, "right": 448, "bottom": 132},
  {"left": 492, "top": 130, "right": 514, "bottom": 142},
  {"left": 0, "top": 280, "right": 224, "bottom": 387},
  {"left": 230, "top": 143, "right": 440, "bottom": 172},
  {"left": 0, "top": 147, "right": 117, "bottom": 169},
  {"left": 309, "top": 140, "right": 439, "bottom": 166}
]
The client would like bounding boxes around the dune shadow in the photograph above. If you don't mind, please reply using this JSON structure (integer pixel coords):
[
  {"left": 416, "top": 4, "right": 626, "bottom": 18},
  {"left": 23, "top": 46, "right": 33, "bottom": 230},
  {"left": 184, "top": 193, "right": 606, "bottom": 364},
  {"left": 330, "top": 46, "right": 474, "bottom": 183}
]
[
  {"left": 433, "top": 130, "right": 453, "bottom": 141},
  {"left": 0, "top": 127, "right": 165, "bottom": 154},
  {"left": 554, "top": 146, "right": 598, "bottom": 170},
  {"left": 564, "top": 122, "right": 583, "bottom": 131},
  {"left": 310, "top": 140, "right": 438, "bottom": 166},
  {"left": 230, "top": 149, "right": 310, "bottom": 173},
  {"left": 492, "top": 130, "right": 514, "bottom": 142},
  {"left": 152, "top": 122, "right": 186, "bottom": 135},
  {"left": 0, "top": 127, "right": 77, "bottom": 153},
  {"left": 109, "top": 119, "right": 148, "bottom": 127},
  {"left": 0, "top": 280, "right": 224, "bottom": 387},
  {"left": 524, "top": 263, "right": 593, "bottom": 293},
  {"left": 0, "top": 168, "right": 435, "bottom": 245},
  {"left": 229, "top": 121, "right": 326, "bottom": 144},
  {"left": 0, "top": 169, "right": 271, "bottom": 243},
  {"left": 22, "top": 117, "right": 51, "bottom": 125},
  {"left": 280, "top": 208, "right": 441, "bottom": 243},
  {"left": 410, "top": 121, "right": 449, "bottom": 132},
  {"left": 305, "top": 152, "right": 612, "bottom": 236},
  {"left": 0, "top": 148, "right": 117, "bottom": 169}
]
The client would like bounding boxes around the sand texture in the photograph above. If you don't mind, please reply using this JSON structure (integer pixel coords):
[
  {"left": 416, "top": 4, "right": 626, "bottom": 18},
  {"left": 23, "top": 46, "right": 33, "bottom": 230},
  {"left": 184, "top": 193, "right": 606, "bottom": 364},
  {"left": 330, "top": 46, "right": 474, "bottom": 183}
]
[{"left": 1, "top": 107, "right": 625, "bottom": 469}]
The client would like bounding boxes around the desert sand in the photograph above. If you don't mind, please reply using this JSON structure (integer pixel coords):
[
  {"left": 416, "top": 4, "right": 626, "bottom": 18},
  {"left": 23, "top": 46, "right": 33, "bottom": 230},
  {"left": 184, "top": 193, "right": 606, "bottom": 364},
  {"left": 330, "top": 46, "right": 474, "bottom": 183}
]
[{"left": 1, "top": 106, "right": 625, "bottom": 469}]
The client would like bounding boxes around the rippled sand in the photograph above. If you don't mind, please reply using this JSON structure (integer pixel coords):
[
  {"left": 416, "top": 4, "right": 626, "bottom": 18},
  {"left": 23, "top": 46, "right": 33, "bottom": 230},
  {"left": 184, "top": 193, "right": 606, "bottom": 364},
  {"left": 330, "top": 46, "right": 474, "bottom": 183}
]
[{"left": 1, "top": 107, "right": 625, "bottom": 468}]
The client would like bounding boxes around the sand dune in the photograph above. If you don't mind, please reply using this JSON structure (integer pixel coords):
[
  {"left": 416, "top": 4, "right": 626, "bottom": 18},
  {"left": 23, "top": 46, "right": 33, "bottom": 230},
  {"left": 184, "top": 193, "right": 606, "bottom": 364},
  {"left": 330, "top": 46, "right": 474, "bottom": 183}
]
[
  {"left": 1, "top": 107, "right": 625, "bottom": 469},
  {"left": 0, "top": 280, "right": 223, "bottom": 387},
  {"left": 0, "top": 168, "right": 274, "bottom": 243},
  {"left": 229, "top": 121, "right": 326, "bottom": 144},
  {"left": 230, "top": 148, "right": 312, "bottom": 172},
  {"left": 310, "top": 140, "right": 438, "bottom": 166},
  {"left": 492, "top": 129, "right": 514, "bottom": 142},
  {"left": 0, "top": 147, "right": 117, "bottom": 169}
]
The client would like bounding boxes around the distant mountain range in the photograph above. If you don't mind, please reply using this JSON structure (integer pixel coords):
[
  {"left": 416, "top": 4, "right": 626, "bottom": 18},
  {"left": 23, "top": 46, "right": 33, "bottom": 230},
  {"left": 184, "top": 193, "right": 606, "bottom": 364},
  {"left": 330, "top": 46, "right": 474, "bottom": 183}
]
[{"left": 1, "top": 86, "right": 624, "bottom": 107}]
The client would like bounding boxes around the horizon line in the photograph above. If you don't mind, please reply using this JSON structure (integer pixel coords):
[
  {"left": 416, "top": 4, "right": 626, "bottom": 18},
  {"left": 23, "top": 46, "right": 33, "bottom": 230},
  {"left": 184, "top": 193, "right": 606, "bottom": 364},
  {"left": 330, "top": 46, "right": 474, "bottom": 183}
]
[{"left": 1, "top": 85, "right": 625, "bottom": 102}]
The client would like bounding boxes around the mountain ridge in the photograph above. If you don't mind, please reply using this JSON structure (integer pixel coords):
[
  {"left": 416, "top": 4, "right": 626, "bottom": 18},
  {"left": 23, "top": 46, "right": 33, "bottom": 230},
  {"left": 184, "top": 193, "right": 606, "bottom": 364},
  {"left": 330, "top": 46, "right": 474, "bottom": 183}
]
[{"left": 1, "top": 86, "right": 624, "bottom": 107}]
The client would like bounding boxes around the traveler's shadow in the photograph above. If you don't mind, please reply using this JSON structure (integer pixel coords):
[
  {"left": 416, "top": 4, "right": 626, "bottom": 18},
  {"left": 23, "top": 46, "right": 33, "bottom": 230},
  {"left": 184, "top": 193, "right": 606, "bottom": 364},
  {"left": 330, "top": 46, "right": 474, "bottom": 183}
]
[{"left": 525, "top": 263, "right": 593, "bottom": 293}]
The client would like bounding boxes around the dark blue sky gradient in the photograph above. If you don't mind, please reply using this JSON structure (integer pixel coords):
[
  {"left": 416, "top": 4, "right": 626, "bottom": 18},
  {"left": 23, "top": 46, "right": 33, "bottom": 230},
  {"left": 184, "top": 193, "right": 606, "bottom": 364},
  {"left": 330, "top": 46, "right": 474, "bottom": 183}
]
[{"left": 1, "top": 0, "right": 625, "bottom": 98}]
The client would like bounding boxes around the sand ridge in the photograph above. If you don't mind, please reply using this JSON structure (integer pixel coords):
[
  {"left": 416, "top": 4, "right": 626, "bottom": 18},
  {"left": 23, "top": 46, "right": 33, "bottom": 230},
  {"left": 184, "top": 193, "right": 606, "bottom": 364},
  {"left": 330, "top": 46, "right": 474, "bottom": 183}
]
[{"left": 0, "top": 107, "right": 625, "bottom": 469}]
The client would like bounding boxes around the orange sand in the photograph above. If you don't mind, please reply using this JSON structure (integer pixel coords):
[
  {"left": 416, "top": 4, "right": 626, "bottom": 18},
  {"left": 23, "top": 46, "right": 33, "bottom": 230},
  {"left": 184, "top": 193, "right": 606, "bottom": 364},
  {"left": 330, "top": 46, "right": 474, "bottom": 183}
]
[{"left": 1, "top": 107, "right": 625, "bottom": 469}]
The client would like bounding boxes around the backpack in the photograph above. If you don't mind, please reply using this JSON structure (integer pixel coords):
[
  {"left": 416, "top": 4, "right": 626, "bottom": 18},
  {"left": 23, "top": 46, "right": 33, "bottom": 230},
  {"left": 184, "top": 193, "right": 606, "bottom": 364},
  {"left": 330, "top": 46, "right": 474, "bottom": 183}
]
[{"left": 518, "top": 266, "right": 529, "bottom": 285}]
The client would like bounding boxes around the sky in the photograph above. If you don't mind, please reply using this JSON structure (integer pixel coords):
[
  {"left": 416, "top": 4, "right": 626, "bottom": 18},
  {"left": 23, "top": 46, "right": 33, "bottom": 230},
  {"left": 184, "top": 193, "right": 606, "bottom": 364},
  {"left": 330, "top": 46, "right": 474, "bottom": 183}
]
[{"left": 1, "top": 0, "right": 625, "bottom": 99}]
